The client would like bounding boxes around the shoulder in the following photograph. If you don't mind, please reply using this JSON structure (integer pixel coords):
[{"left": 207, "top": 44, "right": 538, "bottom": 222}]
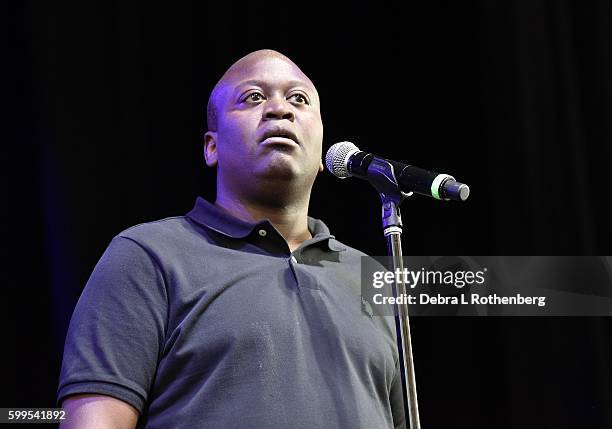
[
  {"left": 118, "top": 215, "right": 189, "bottom": 238},
  {"left": 308, "top": 215, "right": 376, "bottom": 261},
  {"left": 99, "top": 215, "right": 210, "bottom": 268},
  {"left": 116, "top": 215, "right": 201, "bottom": 248},
  {"left": 332, "top": 238, "right": 368, "bottom": 258},
  {"left": 328, "top": 237, "right": 386, "bottom": 270}
]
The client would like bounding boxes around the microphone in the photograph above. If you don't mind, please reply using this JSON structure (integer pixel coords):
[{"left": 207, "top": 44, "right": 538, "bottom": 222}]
[{"left": 325, "top": 141, "right": 470, "bottom": 202}]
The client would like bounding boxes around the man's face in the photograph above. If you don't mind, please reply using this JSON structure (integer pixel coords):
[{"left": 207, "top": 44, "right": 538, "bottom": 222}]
[{"left": 205, "top": 55, "right": 323, "bottom": 192}]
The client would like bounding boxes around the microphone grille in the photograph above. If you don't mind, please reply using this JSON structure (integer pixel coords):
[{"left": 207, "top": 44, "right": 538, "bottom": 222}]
[{"left": 325, "top": 141, "right": 360, "bottom": 178}]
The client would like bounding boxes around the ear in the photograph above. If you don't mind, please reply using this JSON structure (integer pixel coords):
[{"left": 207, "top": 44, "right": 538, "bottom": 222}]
[{"left": 204, "top": 131, "right": 218, "bottom": 167}]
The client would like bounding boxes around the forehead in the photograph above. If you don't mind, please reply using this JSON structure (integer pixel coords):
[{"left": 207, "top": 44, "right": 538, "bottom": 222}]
[{"left": 215, "top": 56, "right": 319, "bottom": 103}]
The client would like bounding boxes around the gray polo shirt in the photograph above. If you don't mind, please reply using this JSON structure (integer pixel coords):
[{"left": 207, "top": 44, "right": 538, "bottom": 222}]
[{"left": 58, "top": 197, "right": 405, "bottom": 428}]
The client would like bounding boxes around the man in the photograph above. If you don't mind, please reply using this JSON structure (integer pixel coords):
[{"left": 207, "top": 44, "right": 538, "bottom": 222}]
[{"left": 58, "top": 49, "right": 405, "bottom": 428}]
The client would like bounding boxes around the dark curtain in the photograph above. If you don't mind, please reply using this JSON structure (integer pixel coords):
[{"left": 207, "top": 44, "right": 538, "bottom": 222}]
[{"left": 6, "top": 1, "right": 612, "bottom": 427}]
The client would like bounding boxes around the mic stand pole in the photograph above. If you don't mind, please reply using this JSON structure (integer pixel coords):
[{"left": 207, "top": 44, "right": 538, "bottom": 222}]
[
  {"left": 367, "top": 158, "right": 421, "bottom": 429},
  {"left": 384, "top": 198, "right": 420, "bottom": 429}
]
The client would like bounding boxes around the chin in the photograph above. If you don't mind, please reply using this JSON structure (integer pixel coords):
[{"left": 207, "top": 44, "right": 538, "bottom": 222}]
[
  {"left": 255, "top": 157, "right": 302, "bottom": 180},
  {"left": 257, "top": 165, "right": 299, "bottom": 182}
]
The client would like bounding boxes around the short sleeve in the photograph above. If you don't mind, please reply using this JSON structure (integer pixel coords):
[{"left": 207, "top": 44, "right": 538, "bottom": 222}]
[{"left": 57, "top": 236, "right": 168, "bottom": 413}]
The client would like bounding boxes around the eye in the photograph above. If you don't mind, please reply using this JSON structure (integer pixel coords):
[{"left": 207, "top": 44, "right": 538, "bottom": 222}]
[
  {"left": 244, "top": 92, "right": 265, "bottom": 103},
  {"left": 288, "top": 93, "right": 309, "bottom": 105}
]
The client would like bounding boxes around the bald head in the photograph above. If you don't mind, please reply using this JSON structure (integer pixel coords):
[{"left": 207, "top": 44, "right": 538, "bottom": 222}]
[
  {"left": 202, "top": 48, "right": 324, "bottom": 206},
  {"left": 206, "top": 49, "right": 318, "bottom": 131}
]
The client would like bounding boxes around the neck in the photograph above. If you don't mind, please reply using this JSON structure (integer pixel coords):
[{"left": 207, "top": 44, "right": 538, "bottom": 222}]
[{"left": 214, "top": 192, "right": 312, "bottom": 252}]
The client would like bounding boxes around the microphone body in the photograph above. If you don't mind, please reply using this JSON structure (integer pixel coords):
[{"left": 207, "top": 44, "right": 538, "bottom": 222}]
[{"left": 326, "top": 142, "right": 470, "bottom": 202}]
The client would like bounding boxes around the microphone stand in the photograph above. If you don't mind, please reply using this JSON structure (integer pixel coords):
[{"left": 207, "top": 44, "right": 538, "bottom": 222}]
[{"left": 367, "top": 158, "right": 420, "bottom": 429}]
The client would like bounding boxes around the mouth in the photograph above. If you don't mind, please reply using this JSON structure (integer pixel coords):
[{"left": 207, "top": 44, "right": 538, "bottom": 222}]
[{"left": 259, "top": 128, "right": 300, "bottom": 146}]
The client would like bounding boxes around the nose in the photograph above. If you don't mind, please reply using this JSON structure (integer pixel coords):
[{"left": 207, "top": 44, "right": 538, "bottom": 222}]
[{"left": 263, "top": 96, "right": 295, "bottom": 122}]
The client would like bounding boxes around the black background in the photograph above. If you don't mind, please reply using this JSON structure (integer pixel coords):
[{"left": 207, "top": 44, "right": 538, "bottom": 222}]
[{"left": 5, "top": 1, "right": 612, "bottom": 428}]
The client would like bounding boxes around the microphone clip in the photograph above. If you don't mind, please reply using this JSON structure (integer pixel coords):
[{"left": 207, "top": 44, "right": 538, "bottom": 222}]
[{"left": 366, "top": 158, "right": 412, "bottom": 234}]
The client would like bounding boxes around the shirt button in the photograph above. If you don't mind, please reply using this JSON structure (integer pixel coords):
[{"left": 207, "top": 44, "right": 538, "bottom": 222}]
[
  {"left": 291, "top": 255, "right": 298, "bottom": 264},
  {"left": 258, "top": 229, "right": 267, "bottom": 237}
]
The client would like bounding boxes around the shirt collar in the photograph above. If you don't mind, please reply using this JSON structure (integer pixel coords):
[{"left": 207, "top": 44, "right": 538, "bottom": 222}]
[{"left": 186, "top": 197, "right": 346, "bottom": 252}]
